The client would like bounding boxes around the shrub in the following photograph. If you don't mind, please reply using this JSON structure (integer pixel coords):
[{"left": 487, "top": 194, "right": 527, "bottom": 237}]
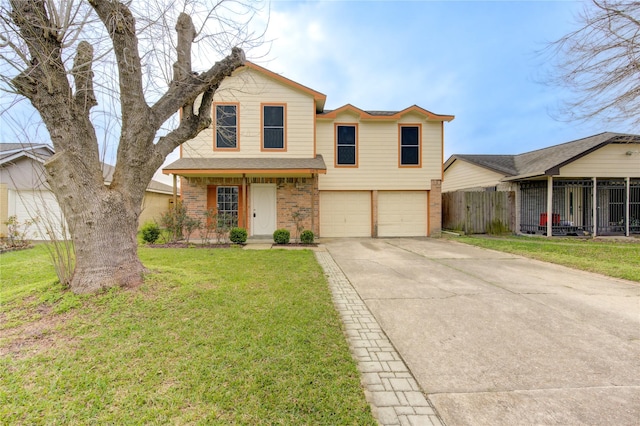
[
  {"left": 183, "top": 216, "right": 202, "bottom": 244},
  {"left": 229, "top": 227, "right": 247, "bottom": 244},
  {"left": 273, "top": 228, "right": 290, "bottom": 245},
  {"left": 300, "top": 230, "right": 314, "bottom": 244},
  {"left": 141, "top": 221, "right": 161, "bottom": 244}
]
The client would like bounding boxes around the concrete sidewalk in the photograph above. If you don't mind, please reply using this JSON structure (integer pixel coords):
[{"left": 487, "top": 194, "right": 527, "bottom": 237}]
[{"left": 323, "top": 238, "right": 640, "bottom": 426}]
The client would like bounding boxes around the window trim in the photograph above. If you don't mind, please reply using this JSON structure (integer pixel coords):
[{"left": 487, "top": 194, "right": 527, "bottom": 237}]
[
  {"left": 213, "top": 102, "right": 240, "bottom": 151},
  {"left": 261, "top": 103, "right": 287, "bottom": 151},
  {"left": 334, "top": 123, "right": 359, "bottom": 168},
  {"left": 398, "top": 124, "right": 422, "bottom": 168}
]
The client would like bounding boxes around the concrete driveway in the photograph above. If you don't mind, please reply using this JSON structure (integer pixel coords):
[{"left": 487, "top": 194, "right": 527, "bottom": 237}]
[{"left": 324, "top": 238, "right": 640, "bottom": 426}]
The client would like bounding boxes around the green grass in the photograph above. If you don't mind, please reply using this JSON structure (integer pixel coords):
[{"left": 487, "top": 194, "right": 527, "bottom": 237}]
[
  {"left": 448, "top": 234, "right": 640, "bottom": 282},
  {"left": 0, "top": 246, "right": 375, "bottom": 425}
]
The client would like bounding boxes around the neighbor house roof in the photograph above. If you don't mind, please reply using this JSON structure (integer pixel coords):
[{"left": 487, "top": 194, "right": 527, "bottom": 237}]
[
  {"left": 162, "top": 155, "right": 327, "bottom": 176},
  {"left": 0, "top": 143, "right": 54, "bottom": 164},
  {"left": 0, "top": 143, "right": 174, "bottom": 194},
  {"left": 444, "top": 132, "right": 640, "bottom": 181},
  {"left": 101, "top": 163, "right": 175, "bottom": 195}
]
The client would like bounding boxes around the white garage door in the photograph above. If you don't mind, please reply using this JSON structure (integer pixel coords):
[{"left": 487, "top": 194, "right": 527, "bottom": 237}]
[
  {"left": 9, "top": 190, "right": 68, "bottom": 240},
  {"left": 378, "top": 191, "right": 427, "bottom": 237},
  {"left": 320, "top": 191, "right": 371, "bottom": 237}
]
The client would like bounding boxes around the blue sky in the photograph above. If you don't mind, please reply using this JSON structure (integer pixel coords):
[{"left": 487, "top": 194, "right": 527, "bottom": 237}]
[
  {"left": 252, "top": 0, "right": 627, "bottom": 158},
  {"left": 1, "top": 0, "right": 632, "bottom": 172}
]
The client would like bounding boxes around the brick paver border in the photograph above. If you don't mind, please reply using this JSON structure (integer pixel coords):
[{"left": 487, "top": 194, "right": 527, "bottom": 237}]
[{"left": 315, "top": 251, "right": 445, "bottom": 426}]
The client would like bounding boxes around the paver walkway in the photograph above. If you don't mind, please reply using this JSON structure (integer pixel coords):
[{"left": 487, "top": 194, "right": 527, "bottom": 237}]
[{"left": 315, "top": 251, "right": 444, "bottom": 426}]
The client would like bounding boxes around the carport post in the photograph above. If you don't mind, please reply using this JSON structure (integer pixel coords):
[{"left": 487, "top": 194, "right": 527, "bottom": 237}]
[
  {"left": 592, "top": 177, "right": 597, "bottom": 237},
  {"left": 626, "top": 177, "right": 630, "bottom": 237},
  {"left": 546, "top": 176, "right": 553, "bottom": 237}
]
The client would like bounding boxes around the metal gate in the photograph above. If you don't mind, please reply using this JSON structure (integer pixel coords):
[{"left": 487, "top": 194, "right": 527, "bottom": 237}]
[
  {"left": 631, "top": 179, "right": 640, "bottom": 234},
  {"left": 596, "top": 180, "right": 626, "bottom": 235},
  {"left": 520, "top": 180, "right": 593, "bottom": 235}
]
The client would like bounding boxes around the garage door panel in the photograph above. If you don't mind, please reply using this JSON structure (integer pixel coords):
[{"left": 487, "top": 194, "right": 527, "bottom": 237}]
[
  {"left": 378, "top": 191, "right": 427, "bottom": 237},
  {"left": 320, "top": 191, "right": 371, "bottom": 237},
  {"left": 10, "top": 190, "right": 67, "bottom": 240}
]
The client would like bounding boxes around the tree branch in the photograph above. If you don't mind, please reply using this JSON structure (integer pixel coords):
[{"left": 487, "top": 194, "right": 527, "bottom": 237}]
[
  {"left": 88, "top": 0, "right": 150, "bottom": 126},
  {"left": 151, "top": 45, "right": 245, "bottom": 131},
  {"left": 72, "top": 40, "right": 97, "bottom": 113}
]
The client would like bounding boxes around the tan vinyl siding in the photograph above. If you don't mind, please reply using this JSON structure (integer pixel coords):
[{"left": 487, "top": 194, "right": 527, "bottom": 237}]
[
  {"left": 316, "top": 112, "right": 443, "bottom": 190},
  {"left": 442, "top": 160, "right": 504, "bottom": 192},
  {"left": 558, "top": 144, "right": 640, "bottom": 177},
  {"left": 139, "top": 192, "right": 173, "bottom": 228},
  {"left": 182, "top": 68, "right": 315, "bottom": 159}
]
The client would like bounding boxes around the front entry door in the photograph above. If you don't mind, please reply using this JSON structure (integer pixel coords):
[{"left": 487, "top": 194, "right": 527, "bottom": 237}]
[{"left": 251, "top": 184, "right": 276, "bottom": 236}]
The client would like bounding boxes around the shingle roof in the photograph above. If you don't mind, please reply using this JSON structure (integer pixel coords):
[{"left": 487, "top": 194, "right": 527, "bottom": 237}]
[
  {"left": 101, "top": 163, "right": 175, "bottom": 194},
  {"left": 162, "top": 155, "right": 327, "bottom": 174},
  {"left": 452, "top": 154, "right": 518, "bottom": 175},
  {"left": 0, "top": 144, "right": 174, "bottom": 194},
  {"left": 445, "top": 132, "right": 640, "bottom": 180}
]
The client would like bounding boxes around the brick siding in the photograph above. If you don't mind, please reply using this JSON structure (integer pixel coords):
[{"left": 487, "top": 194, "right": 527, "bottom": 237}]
[
  {"left": 179, "top": 176, "right": 319, "bottom": 238},
  {"left": 429, "top": 179, "right": 442, "bottom": 237}
]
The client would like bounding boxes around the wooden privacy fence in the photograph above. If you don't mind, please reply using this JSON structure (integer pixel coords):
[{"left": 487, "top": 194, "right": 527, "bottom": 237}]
[{"left": 442, "top": 191, "right": 516, "bottom": 234}]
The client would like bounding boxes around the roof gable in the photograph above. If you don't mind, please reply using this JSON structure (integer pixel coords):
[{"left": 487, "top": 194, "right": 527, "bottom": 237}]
[
  {"left": 0, "top": 143, "right": 54, "bottom": 165},
  {"left": 242, "top": 62, "right": 327, "bottom": 112},
  {"left": 318, "top": 104, "right": 454, "bottom": 122}
]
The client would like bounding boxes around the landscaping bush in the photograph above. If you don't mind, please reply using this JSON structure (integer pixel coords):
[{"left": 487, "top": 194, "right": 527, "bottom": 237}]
[
  {"left": 300, "top": 230, "right": 315, "bottom": 244},
  {"left": 141, "top": 221, "right": 161, "bottom": 244},
  {"left": 273, "top": 228, "right": 290, "bottom": 245},
  {"left": 229, "top": 227, "right": 248, "bottom": 244}
]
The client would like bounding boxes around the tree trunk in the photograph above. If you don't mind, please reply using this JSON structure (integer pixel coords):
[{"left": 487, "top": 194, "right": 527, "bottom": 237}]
[
  {"left": 45, "top": 151, "right": 146, "bottom": 294},
  {"left": 8, "top": 1, "right": 246, "bottom": 294},
  {"left": 70, "top": 197, "right": 144, "bottom": 294}
]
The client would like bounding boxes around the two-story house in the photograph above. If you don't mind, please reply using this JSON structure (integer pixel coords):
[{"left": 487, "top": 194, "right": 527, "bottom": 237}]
[{"left": 163, "top": 62, "right": 454, "bottom": 238}]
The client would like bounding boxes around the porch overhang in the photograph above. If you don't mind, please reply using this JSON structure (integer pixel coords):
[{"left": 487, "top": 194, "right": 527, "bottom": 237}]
[{"left": 163, "top": 155, "right": 327, "bottom": 177}]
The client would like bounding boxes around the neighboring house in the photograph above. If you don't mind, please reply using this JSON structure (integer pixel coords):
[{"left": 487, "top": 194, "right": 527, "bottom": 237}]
[
  {"left": 443, "top": 132, "right": 640, "bottom": 236},
  {"left": 0, "top": 143, "right": 176, "bottom": 239},
  {"left": 163, "top": 62, "right": 454, "bottom": 238}
]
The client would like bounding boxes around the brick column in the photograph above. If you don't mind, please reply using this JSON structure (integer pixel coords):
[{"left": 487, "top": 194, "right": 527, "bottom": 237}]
[{"left": 429, "top": 179, "right": 442, "bottom": 237}]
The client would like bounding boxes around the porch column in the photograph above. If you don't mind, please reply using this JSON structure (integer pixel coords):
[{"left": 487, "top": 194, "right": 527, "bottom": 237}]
[
  {"left": 592, "top": 177, "right": 597, "bottom": 237},
  {"left": 626, "top": 177, "right": 631, "bottom": 237},
  {"left": 172, "top": 174, "right": 178, "bottom": 207},
  {"left": 546, "top": 176, "right": 553, "bottom": 237},
  {"left": 310, "top": 173, "right": 315, "bottom": 235},
  {"left": 242, "top": 174, "right": 247, "bottom": 229}
]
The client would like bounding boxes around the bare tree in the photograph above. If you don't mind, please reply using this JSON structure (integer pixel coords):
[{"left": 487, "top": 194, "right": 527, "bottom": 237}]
[
  {"left": 0, "top": 0, "right": 260, "bottom": 293},
  {"left": 548, "top": 0, "right": 640, "bottom": 127}
]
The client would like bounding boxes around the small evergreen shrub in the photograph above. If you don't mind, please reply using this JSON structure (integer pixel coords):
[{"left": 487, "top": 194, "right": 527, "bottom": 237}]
[
  {"left": 273, "top": 229, "right": 290, "bottom": 245},
  {"left": 141, "top": 221, "right": 161, "bottom": 244},
  {"left": 229, "top": 227, "right": 248, "bottom": 244},
  {"left": 300, "top": 230, "right": 314, "bottom": 244}
]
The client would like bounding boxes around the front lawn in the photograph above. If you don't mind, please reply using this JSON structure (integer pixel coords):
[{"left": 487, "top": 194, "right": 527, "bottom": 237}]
[
  {"left": 447, "top": 235, "right": 640, "bottom": 282},
  {"left": 0, "top": 245, "right": 375, "bottom": 424}
]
